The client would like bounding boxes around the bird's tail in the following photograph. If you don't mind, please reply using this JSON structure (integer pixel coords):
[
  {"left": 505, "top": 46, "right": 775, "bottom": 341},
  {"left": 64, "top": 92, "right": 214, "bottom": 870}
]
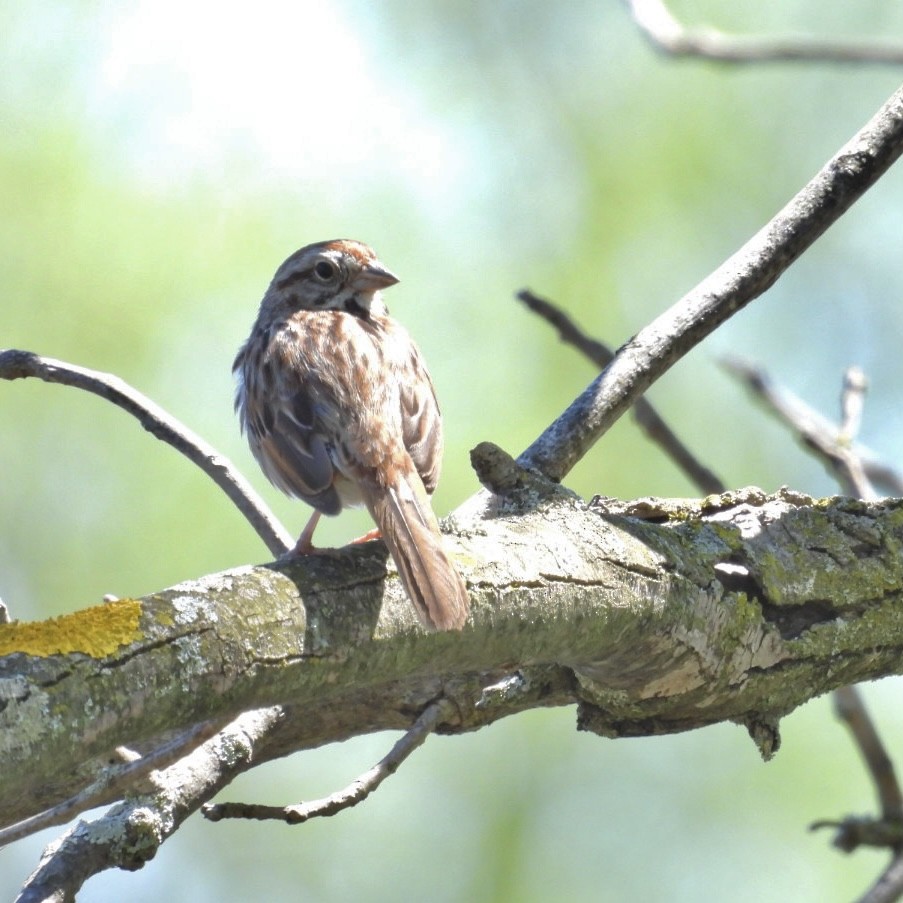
[{"left": 362, "top": 471, "right": 469, "bottom": 631}]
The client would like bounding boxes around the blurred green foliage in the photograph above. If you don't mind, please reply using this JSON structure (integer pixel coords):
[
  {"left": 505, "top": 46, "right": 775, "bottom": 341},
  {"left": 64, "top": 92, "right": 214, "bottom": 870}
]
[{"left": 4, "top": 1, "right": 903, "bottom": 900}]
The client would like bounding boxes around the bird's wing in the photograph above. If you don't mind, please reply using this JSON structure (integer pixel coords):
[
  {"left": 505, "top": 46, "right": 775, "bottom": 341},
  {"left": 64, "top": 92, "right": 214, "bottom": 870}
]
[
  {"left": 236, "top": 346, "right": 342, "bottom": 515},
  {"left": 399, "top": 346, "right": 444, "bottom": 495}
]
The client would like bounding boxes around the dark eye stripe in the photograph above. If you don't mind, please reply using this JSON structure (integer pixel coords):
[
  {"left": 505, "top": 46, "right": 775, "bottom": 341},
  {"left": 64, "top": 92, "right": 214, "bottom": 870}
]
[
  {"left": 274, "top": 271, "right": 306, "bottom": 292},
  {"left": 276, "top": 266, "right": 338, "bottom": 300}
]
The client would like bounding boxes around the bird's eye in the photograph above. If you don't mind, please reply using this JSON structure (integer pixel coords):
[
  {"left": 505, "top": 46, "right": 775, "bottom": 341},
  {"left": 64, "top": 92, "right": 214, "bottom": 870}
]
[{"left": 314, "top": 260, "right": 335, "bottom": 281}]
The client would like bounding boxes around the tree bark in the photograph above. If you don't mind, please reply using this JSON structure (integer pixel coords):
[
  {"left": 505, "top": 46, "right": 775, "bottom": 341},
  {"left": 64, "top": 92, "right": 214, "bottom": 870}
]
[{"left": 3, "top": 485, "right": 903, "bottom": 831}]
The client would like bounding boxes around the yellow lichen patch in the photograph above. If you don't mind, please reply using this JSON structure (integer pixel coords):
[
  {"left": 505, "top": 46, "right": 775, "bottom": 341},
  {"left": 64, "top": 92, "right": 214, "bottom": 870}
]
[{"left": 0, "top": 598, "right": 142, "bottom": 658}]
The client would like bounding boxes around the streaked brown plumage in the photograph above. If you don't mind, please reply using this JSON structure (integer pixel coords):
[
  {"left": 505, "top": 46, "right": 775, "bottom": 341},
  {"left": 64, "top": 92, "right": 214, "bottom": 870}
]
[{"left": 233, "top": 239, "right": 469, "bottom": 631}]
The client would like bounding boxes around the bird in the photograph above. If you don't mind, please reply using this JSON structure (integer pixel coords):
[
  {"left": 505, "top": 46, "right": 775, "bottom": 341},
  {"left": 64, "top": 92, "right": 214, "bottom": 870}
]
[{"left": 233, "top": 239, "right": 469, "bottom": 631}]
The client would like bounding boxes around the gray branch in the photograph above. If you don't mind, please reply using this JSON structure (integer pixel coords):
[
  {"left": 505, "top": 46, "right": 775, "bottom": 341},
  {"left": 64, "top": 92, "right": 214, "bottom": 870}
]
[
  {"left": 15, "top": 708, "right": 285, "bottom": 903},
  {"left": 722, "top": 357, "right": 903, "bottom": 498},
  {"left": 202, "top": 698, "right": 454, "bottom": 824},
  {"left": 0, "top": 349, "right": 292, "bottom": 557},
  {"left": 626, "top": 0, "right": 903, "bottom": 65},
  {"left": 517, "top": 289, "right": 725, "bottom": 494},
  {"left": 518, "top": 79, "right": 903, "bottom": 482},
  {"left": 5, "top": 490, "right": 903, "bottom": 856}
]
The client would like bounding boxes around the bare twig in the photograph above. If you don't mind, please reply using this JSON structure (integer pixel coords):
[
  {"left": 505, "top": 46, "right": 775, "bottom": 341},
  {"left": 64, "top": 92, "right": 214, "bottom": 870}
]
[
  {"left": 727, "top": 358, "right": 903, "bottom": 900},
  {"left": 835, "top": 687, "right": 903, "bottom": 825},
  {"left": 15, "top": 708, "right": 286, "bottom": 903},
  {"left": 517, "top": 81, "right": 903, "bottom": 483},
  {"left": 517, "top": 289, "right": 725, "bottom": 494},
  {"left": 860, "top": 461, "right": 903, "bottom": 497},
  {"left": 203, "top": 698, "right": 454, "bottom": 824},
  {"left": 809, "top": 816, "right": 903, "bottom": 854},
  {"left": 0, "top": 349, "right": 292, "bottom": 556},
  {"left": 810, "top": 686, "right": 903, "bottom": 903},
  {"left": 840, "top": 366, "right": 869, "bottom": 442},
  {"left": 720, "top": 356, "right": 890, "bottom": 500},
  {"left": 0, "top": 720, "right": 221, "bottom": 847},
  {"left": 626, "top": 0, "right": 903, "bottom": 65}
]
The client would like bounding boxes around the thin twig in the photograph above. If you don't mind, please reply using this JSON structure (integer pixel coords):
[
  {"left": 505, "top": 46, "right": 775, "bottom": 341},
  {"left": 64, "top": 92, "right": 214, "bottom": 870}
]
[
  {"left": 626, "top": 0, "right": 903, "bottom": 65},
  {"left": 203, "top": 698, "right": 454, "bottom": 824},
  {"left": 15, "top": 708, "right": 286, "bottom": 903},
  {"left": 730, "top": 358, "right": 903, "bottom": 900},
  {"left": 0, "top": 720, "right": 222, "bottom": 847},
  {"left": 861, "top": 462, "right": 903, "bottom": 497},
  {"left": 810, "top": 686, "right": 903, "bottom": 903},
  {"left": 517, "top": 289, "right": 725, "bottom": 494},
  {"left": 720, "top": 356, "right": 890, "bottom": 500},
  {"left": 840, "top": 366, "right": 868, "bottom": 442},
  {"left": 517, "top": 81, "right": 903, "bottom": 483},
  {"left": 835, "top": 687, "right": 903, "bottom": 824},
  {"left": 0, "top": 349, "right": 292, "bottom": 556}
]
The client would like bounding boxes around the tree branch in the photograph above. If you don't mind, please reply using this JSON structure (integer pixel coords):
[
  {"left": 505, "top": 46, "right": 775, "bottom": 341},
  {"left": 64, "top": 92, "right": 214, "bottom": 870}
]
[
  {"left": 6, "top": 489, "right": 903, "bottom": 837},
  {"left": 518, "top": 80, "right": 903, "bottom": 482},
  {"left": 859, "top": 858, "right": 903, "bottom": 903},
  {"left": 0, "top": 349, "right": 292, "bottom": 556},
  {"left": 835, "top": 687, "right": 903, "bottom": 826},
  {"left": 0, "top": 720, "right": 222, "bottom": 847},
  {"left": 203, "top": 697, "right": 455, "bottom": 824},
  {"left": 721, "top": 357, "right": 903, "bottom": 498},
  {"left": 625, "top": 0, "right": 903, "bottom": 65},
  {"left": 726, "top": 360, "right": 903, "bottom": 901},
  {"left": 717, "top": 360, "right": 903, "bottom": 900},
  {"left": 15, "top": 707, "right": 285, "bottom": 903},
  {"left": 517, "top": 289, "right": 725, "bottom": 494}
]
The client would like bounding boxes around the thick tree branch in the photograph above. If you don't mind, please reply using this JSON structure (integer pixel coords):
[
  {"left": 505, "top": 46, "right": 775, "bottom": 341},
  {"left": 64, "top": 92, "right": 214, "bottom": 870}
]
[
  {"left": 518, "top": 80, "right": 903, "bottom": 482},
  {"left": 0, "top": 349, "right": 292, "bottom": 556},
  {"left": 5, "top": 489, "right": 903, "bottom": 836}
]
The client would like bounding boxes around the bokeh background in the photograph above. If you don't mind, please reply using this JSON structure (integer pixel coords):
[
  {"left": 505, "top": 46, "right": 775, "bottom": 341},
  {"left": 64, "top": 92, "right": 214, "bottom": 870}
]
[{"left": 4, "top": 1, "right": 903, "bottom": 900}]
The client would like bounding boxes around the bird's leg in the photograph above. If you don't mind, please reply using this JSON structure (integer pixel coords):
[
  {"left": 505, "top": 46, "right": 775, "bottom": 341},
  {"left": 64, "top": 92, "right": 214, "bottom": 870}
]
[
  {"left": 350, "top": 527, "right": 382, "bottom": 545},
  {"left": 292, "top": 510, "right": 323, "bottom": 555},
  {"left": 290, "top": 511, "right": 380, "bottom": 556}
]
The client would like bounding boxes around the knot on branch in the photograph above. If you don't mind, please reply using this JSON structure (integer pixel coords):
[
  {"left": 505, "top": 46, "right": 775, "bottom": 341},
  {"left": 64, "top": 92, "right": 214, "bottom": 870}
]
[
  {"left": 810, "top": 815, "right": 903, "bottom": 853},
  {"left": 469, "top": 441, "right": 574, "bottom": 506},
  {"left": 0, "top": 348, "right": 41, "bottom": 380}
]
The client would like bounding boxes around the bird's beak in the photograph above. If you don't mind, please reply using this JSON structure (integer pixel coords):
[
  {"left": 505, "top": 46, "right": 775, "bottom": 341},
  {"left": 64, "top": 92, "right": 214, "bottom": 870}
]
[{"left": 354, "top": 264, "right": 400, "bottom": 292}]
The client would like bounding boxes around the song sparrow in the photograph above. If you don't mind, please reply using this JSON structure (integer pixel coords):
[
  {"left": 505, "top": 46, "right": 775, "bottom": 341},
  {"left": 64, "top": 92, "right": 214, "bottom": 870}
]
[{"left": 233, "top": 239, "right": 469, "bottom": 631}]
